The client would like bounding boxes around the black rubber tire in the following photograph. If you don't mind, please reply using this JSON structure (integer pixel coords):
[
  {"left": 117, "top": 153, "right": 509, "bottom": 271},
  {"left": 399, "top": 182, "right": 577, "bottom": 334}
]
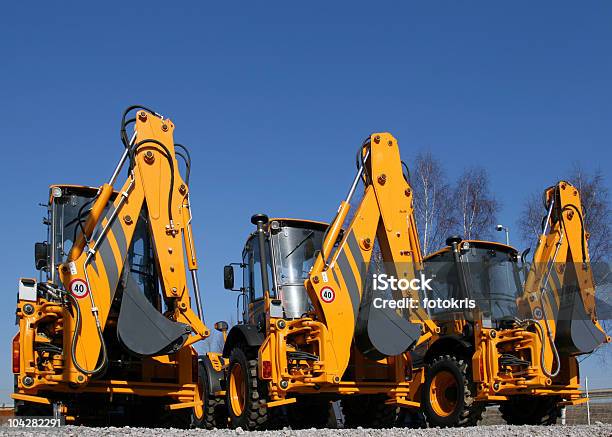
[
  {"left": 341, "top": 394, "right": 398, "bottom": 428},
  {"left": 287, "top": 397, "right": 332, "bottom": 429},
  {"left": 499, "top": 396, "right": 562, "bottom": 425},
  {"left": 225, "top": 346, "right": 268, "bottom": 430},
  {"left": 192, "top": 363, "right": 227, "bottom": 429},
  {"left": 423, "top": 354, "right": 484, "bottom": 428}
]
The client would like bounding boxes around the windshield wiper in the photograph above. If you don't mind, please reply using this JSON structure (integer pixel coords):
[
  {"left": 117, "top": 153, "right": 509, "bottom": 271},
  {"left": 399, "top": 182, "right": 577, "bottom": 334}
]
[{"left": 285, "top": 231, "right": 314, "bottom": 259}]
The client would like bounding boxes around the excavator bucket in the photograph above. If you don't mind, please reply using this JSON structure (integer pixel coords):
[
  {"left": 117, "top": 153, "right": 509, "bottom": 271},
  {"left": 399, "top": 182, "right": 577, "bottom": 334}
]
[
  {"left": 556, "top": 283, "right": 607, "bottom": 354},
  {"left": 117, "top": 273, "right": 190, "bottom": 356},
  {"left": 355, "top": 297, "right": 422, "bottom": 360}
]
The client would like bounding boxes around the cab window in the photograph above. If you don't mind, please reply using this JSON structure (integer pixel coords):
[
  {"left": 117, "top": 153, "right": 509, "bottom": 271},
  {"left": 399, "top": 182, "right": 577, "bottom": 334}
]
[{"left": 245, "top": 235, "right": 274, "bottom": 301}]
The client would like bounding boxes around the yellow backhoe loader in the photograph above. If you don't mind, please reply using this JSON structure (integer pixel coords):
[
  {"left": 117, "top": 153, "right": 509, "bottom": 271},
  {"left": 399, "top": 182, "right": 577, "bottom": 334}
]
[
  {"left": 214, "top": 133, "right": 438, "bottom": 430},
  {"left": 409, "top": 180, "right": 609, "bottom": 427},
  {"left": 12, "top": 106, "right": 210, "bottom": 425}
]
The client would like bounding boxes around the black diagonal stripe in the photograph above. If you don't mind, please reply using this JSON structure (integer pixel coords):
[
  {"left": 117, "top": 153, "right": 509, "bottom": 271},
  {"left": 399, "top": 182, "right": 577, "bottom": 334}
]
[
  {"left": 97, "top": 237, "right": 119, "bottom": 299},
  {"left": 347, "top": 232, "right": 368, "bottom": 289},
  {"left": 88, "top": 202, "right": 125, "bottom": 300},
  {"left": 331, "top": 268, "right": 358, "bottom": 321},
  {"left": 110, "top": 217, "right": 127, "bottom": 255},
  {"left": 548, "top": 268, "right": 562, "bottom": 322},
  {"left": 91, "top": 204, "right": 116, "bottom": 242},
  {"left": 337, "top": 250, "right": 360, "bottom": 323}
]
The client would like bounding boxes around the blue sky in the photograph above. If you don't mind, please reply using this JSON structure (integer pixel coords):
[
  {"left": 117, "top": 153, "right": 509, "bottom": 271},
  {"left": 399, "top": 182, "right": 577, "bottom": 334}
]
[{"left": 1, "top": 2, "right": 611, "bottom": 402}]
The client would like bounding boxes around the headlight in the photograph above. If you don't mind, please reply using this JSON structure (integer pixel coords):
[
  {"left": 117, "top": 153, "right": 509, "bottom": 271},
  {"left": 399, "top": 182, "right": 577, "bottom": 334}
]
[{"left": 51, "top": 187, "right": 63, "bottom": 198}]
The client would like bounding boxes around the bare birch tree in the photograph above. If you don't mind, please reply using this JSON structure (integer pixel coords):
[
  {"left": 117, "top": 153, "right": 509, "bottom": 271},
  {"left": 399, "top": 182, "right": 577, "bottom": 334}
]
[
  {"left": 411, "top": 152, "right": 454, "bottom": 254},
  {"left": 452, "top": 167, "right": 499, "bottom": 240},
  {"left": 517, "top": 192, "right": 543, "bottom": 248}
]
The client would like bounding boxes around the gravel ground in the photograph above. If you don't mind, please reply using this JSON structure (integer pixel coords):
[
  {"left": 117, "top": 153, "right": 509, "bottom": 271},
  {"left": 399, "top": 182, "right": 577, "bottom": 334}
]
[{"left": 2, "top": 425, "right": 612, "bottom": 437}]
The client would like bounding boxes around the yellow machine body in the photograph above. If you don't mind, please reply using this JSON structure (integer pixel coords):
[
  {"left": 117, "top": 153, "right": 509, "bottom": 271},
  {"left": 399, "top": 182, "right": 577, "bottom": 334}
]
[
  {"left": 13, "top": 108, "right": 209, "bottom": 424},
  {"left": 409, "top": 181, "right": 609, "bottom": 426},
  {"left": 218, "top": 133, "right": 438, "bottom": 431},
  {"left": 259, "top": 134, "right": 427, "bottom": 403}
]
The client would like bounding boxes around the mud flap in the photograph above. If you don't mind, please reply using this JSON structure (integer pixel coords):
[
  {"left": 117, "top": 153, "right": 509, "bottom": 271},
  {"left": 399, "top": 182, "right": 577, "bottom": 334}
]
[{"left": 117, "top": 274, "right": 190, "bottom": 356}]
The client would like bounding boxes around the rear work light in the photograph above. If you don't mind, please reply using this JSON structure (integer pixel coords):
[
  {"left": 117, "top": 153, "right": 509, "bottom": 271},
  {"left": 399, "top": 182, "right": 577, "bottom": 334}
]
[
  {"left": 262, "top": 360, "right": 272, "bottom": 379},
  {"left": 12, "top": 333, "right": 20, "bottom": 374}
]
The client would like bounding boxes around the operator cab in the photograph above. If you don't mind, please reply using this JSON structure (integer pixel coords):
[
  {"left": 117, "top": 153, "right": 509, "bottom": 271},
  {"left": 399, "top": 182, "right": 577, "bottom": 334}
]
[
  {"left": 35, "top": 185, "right": 110, "bottom": 283},
  {"left": 224, "top": 215, "right": 328, "bottom": 325},
  {"left": 423, "top": 237, "right": 523, "bottom": 328},
  {"left": 33, "top": 184, "right": 161, "bottom": 309}
]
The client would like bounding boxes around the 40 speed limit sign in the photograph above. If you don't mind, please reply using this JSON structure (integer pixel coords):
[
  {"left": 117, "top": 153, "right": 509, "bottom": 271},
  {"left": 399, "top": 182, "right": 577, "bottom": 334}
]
[
  {"left": 320, "top": 286, "right": 335, "bottom": 303},
  {"left": 69, "top": 279, "right": 89, "bottom": 299}
]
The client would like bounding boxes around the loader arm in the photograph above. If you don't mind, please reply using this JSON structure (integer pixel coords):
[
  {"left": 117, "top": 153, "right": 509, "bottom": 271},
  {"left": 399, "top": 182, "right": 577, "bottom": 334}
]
[
  {"left": 523, "top": 181, "right": 608, "bottom": 375},
  {"left": 55, "top": 109, "right": 208, "bottom": 382}
]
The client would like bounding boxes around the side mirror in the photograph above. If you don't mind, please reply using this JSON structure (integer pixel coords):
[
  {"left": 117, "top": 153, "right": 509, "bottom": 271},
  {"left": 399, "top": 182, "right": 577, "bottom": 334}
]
[
  {"left": 214, "top": 320, "right": 229, "bottom": 342},
  {"left": 34, "top": 242, "right": 49, "bottom": 271},
  {"left": 214, "top": 321, "right": 229, "bottom": 333},
  {"left": 223, "top": 265, "right": 235, "bottom": 290}
]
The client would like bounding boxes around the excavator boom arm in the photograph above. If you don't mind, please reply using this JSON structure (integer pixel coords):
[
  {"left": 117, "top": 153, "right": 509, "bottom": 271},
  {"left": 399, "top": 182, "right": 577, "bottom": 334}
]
[
  {"left": 524, "top": 181, "right": 608, "bottom": 363},
  {"left": 304, "top": 133, "right": 434, "bottom": 377},
  {"left": 55, "top": 108, "right": 208, "bottom": 378}
]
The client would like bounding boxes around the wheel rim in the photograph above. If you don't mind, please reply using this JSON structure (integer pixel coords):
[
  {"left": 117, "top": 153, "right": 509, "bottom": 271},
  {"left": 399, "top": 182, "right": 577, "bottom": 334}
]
[
  {"left": 429, "top": 370, "right": 459, "bottom": 417},
  {"left": 229, "top": 364, "right": 246, "bottom": 416}
]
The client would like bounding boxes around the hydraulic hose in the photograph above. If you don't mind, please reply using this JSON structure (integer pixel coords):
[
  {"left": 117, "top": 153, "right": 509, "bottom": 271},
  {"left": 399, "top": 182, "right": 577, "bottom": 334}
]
[
  {"left": 120, "top": 105, "right": 159, "bottom": 148},
  {"left": 175, "top": 151, "right": 190, "bottom": 185},
  {"left": 65, "top": 290, "right": 108, "bottom": 376},
  {"left": 355, "top": 136, "right": 372, "bottom": 185},
  {"left": 174, "top": 143, "right": 192, "bottom": 185},
  {"left": 516, "top": 318, "right": 560, "bottom": 379},
  {"left": 174, "top": 144, "right": 191, "bottom": 186},
  {"left": 401, "top": 161, "right": 411, "bottom": 185},
  {"left": 72, "top": 198, "right": 95, "bottom": 244},
  {"left": 536, "top": 236, "right": 563, "bottom": 379}
]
